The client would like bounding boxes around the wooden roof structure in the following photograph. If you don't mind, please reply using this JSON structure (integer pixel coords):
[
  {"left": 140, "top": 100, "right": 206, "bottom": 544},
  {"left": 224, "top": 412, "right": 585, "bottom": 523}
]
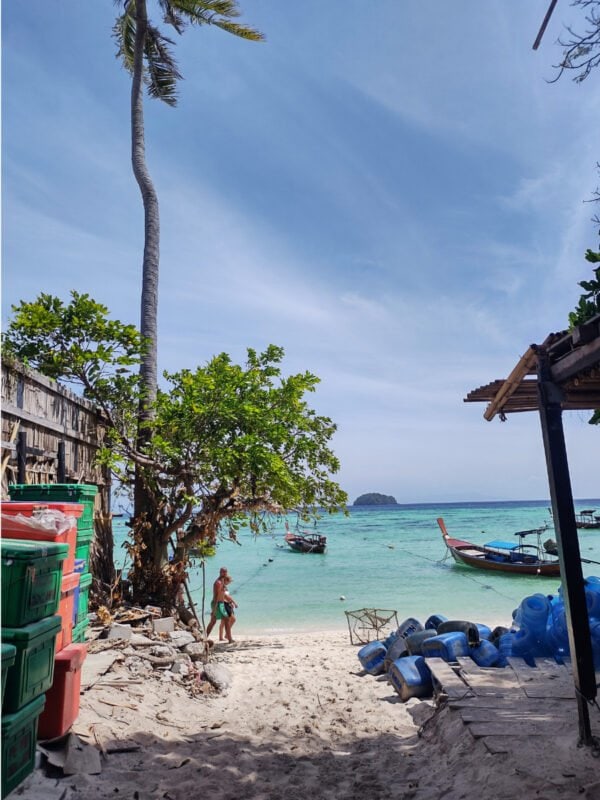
[
  {"left": 464, "top": 314, "right": 600, "bottom": 419},
  {"left": 462, "top": 312, "right": 600, "bottom": 747}
]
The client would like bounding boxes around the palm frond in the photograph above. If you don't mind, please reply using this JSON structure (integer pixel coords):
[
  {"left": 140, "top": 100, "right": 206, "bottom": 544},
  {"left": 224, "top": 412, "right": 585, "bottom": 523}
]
[
  {"left": 144, "top": 25, "right": 182, "bottom": 106},
  {"left": 113, "top": 9, "right": 137, "bottom": 73},
  {"left": 174, "top": 1, "right": 242, "bottom": 18},
  {"left": 170, "top": 0, "right": 265, "bottom": 41},
  {"left": 158, "top": 0, "right": 186, "bottom": 34},
  {"left": 209, "top": 19, "right": 264, "bottom": 42}
]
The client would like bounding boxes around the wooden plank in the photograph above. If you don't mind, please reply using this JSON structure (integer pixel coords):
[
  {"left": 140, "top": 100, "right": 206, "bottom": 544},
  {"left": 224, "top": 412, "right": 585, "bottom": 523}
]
[
  {"left": 81, "top": 652, "right": 123, "bottom": 690},
  {"left": 506, "top": 656, "right": 576, "bottom": 699},
  {"left": 507, "top": 656, "right": 571, "bottom": 682},
  {"left": 468, "top": 719, "right": 562, "bottom": 738},
  {"left": 426, "top": 657, "right": 474, "bottom": 699},
  {"left": 521, "top": 684, "right": 575, "bottom": 700},
  {"left": 459, "top": 707, "right": 566, "bottom": 723},
  {"left": 450, "top": 696, "right": 573, "bottom": 711},
  {"left": 2, "top": 402, "right": 100, "bottom": 445},
  {"left": 482, "top": 735, "right": 548, "bottom": 755},
  {"left": 456, "top": 658, "right": 522, "bottom": 695}
]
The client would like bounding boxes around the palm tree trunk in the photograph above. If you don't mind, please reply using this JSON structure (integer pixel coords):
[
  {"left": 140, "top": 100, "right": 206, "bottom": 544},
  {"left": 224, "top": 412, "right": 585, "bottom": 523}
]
[{"left": 131, "top": 0, "right": 160, "bottom": 527}]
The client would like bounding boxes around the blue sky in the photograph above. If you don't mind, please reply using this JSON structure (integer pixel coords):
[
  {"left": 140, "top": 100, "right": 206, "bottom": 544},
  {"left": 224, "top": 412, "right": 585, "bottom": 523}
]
[{"left": 2, "top": 1, "right": 598, "bottom": 503}]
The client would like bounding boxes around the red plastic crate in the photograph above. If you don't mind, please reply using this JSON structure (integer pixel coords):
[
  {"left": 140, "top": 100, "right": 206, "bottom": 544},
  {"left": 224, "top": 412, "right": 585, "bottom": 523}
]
[
  {"left": 1, "top": 501, "right": 82, "bottom": 573},
  {"left": 56, "top": 572, "right": 80, "bottom": 652},
  {"left": 37, "top": 643, "right": 87, "bottom": 739}
]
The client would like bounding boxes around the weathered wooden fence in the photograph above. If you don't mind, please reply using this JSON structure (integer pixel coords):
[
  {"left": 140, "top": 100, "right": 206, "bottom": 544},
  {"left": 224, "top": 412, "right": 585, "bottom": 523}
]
[{"left": 1, "top": 357, "right": 111, "bottom": 514}]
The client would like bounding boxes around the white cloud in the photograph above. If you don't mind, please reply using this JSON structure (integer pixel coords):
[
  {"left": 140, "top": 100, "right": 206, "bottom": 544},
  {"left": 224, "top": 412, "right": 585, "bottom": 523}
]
[{"left": 3, "top": 0, "right": 599, "bottom": 502}]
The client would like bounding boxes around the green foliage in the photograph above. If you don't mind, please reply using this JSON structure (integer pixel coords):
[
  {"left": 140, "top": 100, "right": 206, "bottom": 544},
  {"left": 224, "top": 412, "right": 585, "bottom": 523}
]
[
  {"left": 113, "top": 0, "right": 264, "bottom": 107},
  {"left": 568, "top": 252, "right": 600, "bottom": 329},
  {"left": 3, "top": 294, "right": 347, "bottom": 545},
  {"left": 3, "top": 292, "right": 143, "bottom": 391},
  {"left": 145, "top": 344, "right": 347, "bottom": 542},
  {"left": 568, "top": 250, "right": 600, "bottom": 425}
]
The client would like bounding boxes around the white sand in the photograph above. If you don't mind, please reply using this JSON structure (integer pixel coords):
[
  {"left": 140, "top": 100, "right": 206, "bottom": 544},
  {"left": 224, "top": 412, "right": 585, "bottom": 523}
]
[{"left": 16, "top": 630, "right": 600, "bottom": 800}]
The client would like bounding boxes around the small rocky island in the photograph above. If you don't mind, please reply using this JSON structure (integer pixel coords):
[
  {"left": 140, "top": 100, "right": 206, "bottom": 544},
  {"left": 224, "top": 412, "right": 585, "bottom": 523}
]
[{"left": 353, "top": 492, "right": 397, "bottom": 506}]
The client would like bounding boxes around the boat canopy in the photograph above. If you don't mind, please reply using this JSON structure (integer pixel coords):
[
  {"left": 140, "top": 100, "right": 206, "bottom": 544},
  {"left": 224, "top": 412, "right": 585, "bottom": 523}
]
[{"left": 484, "top": 540, "right": 519, "bottom": 551}]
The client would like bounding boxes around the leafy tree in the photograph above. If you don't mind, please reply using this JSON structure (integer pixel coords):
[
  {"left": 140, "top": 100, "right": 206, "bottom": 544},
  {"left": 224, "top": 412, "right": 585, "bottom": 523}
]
[
  {"left": 569, "top": 251, "right": 600, "bottom": 328},
  {"left": 568, "top": 250, "right": 600, "bottom": 424},
  {"left": 2, "top": 292, "right": 143, "bottom": 392},
  {"left": 3, "top": 294, "right": 347, "bottom": 607},
  {"left": 112, "top": 1, "right": 263, "bottom": 519}
]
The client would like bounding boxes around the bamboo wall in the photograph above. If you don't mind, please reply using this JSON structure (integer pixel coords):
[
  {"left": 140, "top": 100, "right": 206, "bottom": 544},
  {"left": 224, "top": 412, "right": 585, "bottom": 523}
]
[{"left": 1, "top": 357, "right": 111, "bottom": 514}]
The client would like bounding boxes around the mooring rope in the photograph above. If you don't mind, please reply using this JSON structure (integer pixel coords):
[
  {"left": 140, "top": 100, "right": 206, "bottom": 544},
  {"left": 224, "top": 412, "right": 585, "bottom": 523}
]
[{"left": 392, "top": 542, "right": 521, "bottom": 603}]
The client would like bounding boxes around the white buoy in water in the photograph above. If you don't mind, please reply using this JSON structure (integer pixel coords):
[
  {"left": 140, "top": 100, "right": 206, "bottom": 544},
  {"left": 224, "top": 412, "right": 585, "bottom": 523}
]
[{"left": 339, "top": 595, "right": 346, "bottom": 601}]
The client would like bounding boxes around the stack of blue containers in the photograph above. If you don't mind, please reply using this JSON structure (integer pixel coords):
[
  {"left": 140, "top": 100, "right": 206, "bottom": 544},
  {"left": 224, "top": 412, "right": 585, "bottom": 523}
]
[
  {"left": 357, "top": 613, "right": 505, "bottom": 702},
  {"left": 499, "top": 576, "right": 600, "bottom": 666},
  {"left": 356, "top": 575, "right": 600, "bottom": 703}
]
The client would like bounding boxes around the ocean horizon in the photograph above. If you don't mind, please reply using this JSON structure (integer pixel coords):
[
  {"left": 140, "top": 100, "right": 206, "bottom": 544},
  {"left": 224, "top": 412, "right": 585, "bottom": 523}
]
[{"left": 113, "top": 497, "right": 600, "bottom": 636}]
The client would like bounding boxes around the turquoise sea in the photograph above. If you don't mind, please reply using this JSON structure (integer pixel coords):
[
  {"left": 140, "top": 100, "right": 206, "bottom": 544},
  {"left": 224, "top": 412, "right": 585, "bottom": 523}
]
[{"left": 113, "top": 499, "right": 600, "bottom": 635}]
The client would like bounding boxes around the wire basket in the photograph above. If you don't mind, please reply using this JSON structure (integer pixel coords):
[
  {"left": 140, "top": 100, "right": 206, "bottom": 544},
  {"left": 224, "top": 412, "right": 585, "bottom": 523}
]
[{"left": 345, "top": 608, "right": 399, "bottom": 646}]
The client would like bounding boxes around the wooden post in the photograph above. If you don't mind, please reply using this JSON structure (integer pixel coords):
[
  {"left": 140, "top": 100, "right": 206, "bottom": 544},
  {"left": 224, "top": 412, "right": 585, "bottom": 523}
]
[
  {"left": 536, "top": 347, "right": 596, "bottom": 745},
  {"left": 57, "top": 441, "right": 66, "bottom": 483},
  {"left": 16, "top": 431, "right": 27, "bottom": 484},
  {"left": 1, "top": 421, "right": 20, "bottom": 481}
]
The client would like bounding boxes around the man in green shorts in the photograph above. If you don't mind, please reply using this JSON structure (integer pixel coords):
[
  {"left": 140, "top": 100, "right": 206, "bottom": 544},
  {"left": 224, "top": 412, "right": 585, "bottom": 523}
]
[{"left": 206, "top": 566, "right": 228, "bottom": 639}]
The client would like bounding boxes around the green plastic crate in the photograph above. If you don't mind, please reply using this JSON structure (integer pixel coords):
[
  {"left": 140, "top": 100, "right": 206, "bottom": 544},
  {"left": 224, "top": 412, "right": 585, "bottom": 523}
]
[
  {"left": 1, "top": 540, "right": 69, "bottom": 627},
  {"left": 76, "top": 572, "right": 93, "bottom": 625},
  {"left": 1, "top": 616, "right": 61, "bottom": 713},
  {"left": 1, "top": 645, "right": 16, "bottom": 708},
  {"left": 76, "top": 523, "right": 94, "bottom": 540},
  {"left": 72, "top": 617, "right": 89, "bottom": 644},
  {"left": 9, "top": 484, "right": 97, "bottom": 528},
  {"left": 1, "top": 694, "right": 45, "bottom": 799},
  {"left": 74, "top": 528, "right": 94, "bottom": 569}
]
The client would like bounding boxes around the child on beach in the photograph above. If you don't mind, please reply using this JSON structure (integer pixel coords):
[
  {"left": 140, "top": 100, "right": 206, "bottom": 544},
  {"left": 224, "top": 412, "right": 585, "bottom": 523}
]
[{"left": 219, "top": 575, "right": 238, "bottom": 642}]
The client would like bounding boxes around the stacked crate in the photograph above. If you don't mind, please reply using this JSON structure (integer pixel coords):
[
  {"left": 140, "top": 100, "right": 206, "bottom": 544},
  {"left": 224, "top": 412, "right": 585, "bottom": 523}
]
[
  {"left": 0, "top": 536, "right": 66, "bottom": 798},
  {"left": 1, "top": 500, "right": 91, "bottom": 797},
  {"left": 2, "top": 502, "right": 82, "bottom": 651},
  {"left": 9, "top": 485, "right": 98, "bottom": 644}
]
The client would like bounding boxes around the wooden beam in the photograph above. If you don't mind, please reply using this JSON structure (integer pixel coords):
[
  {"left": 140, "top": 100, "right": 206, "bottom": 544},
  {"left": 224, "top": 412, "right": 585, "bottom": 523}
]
[
  {"left": 537, "top": 349, "right": 596, "bottom": 746},
  {"left": 551, "top": 337, "right": 600, "bottom": 384},
  {"left": 2, "top": 403, "right": 102, "bottom": 447},
  {"left": 483, "top": 347, "right": 538, "bottom": 421},
  {"left": 532, "top": 0, "right": 559, "bottom": 50},
  {"left": 2, "top": 357, "right": 103, "bottom": 414}
]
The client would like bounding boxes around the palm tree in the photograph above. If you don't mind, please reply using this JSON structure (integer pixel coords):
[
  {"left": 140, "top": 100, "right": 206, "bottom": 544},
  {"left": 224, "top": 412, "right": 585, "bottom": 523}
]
[{"left": 113, "top": 1, "right": 263, "bottom": 525}]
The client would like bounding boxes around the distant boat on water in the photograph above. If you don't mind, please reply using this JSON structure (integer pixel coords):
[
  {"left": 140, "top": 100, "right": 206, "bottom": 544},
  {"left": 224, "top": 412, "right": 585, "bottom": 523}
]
[
  {"left": 548, "top": 506, "right": 600, "bottom": 530},
  {"left": 438, "top": 517, "right": 560, "bottom": 577},
  {"left": 575, "top": 510, "right": 600, "bottom": 529},
  {"left": 284, "top": 531, "right": 327, "bottom": 554}
]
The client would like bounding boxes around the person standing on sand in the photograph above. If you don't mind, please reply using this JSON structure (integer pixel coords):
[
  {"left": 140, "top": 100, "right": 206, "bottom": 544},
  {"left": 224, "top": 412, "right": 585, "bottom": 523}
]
[
  {"left": 219, "top": 575, "right": 238, "bottom": 643},
  {"left": 205, "top": 566, "right": 228, "bottom": 638}
]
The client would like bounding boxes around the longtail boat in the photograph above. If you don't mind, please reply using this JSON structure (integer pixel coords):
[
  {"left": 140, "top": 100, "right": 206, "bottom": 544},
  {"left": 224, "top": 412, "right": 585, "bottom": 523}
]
[
  {"left": 575, "top": 510, "right": 600, "bottom": 529},
  {"left": 284, "top": 531, "right": 327, "bottom": 554},
  {"left": 437, "top": 517, "right": 560, "bottom": 577}
]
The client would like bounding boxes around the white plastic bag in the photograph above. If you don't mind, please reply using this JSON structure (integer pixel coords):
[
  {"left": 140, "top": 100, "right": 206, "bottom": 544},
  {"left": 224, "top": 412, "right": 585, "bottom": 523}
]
[{"left": 1, "top": 509, "right": 77, "bottom": 536}]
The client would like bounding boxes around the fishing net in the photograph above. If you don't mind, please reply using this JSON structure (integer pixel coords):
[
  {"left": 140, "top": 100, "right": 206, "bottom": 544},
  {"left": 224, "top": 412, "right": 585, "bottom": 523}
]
[{"left": 345, "top": 608, "right": 399, "bottom": 646}]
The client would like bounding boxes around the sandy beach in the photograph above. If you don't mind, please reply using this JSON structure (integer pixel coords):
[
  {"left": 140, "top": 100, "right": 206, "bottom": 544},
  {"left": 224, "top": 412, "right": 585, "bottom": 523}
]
[{"left": 15, "top": 627, "right": 600, "bottom": 800}]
